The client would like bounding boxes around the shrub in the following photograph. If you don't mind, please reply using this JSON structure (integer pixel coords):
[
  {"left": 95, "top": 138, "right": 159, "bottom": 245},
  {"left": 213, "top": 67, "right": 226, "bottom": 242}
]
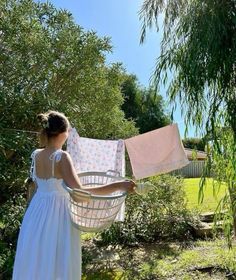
[
  {"left": 0, "top": 195, "right": 26, "bottom": 279},
  {"left": 99, "top": 175, "right": 193, "bottom": 245},
  {"left": 0, "top": 132, "right": 36, "bottom": 204}
]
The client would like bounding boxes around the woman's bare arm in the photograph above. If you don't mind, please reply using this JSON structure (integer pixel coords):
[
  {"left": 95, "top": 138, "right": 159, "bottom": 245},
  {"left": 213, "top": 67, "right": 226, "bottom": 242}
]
[
  {"left": 60, "top": 152, "right": 83, "bottom": 189},
  {"left": 60, "top": 152, "right": 136, "bottom": 195},
  {"left": 83, "top": 180, "right": 136, "bottom": 195}
]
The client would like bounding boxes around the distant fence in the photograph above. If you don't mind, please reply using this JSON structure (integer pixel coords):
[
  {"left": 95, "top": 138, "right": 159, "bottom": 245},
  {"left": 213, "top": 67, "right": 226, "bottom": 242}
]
[{"left": 171, "top": 161, "right": 207, "bottom": 178}]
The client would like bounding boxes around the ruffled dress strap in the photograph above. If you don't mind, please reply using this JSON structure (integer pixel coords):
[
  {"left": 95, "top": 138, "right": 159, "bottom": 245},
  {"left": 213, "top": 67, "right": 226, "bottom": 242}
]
[{"left": 30, "top": 149, "right": 41, "bottom": 181}]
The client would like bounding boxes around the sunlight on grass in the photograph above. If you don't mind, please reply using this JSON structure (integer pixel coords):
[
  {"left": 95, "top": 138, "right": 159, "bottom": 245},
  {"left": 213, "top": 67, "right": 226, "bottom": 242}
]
[
  {"left": 82, "top": 270, "right": 123, "bottom": 280},
  {"left": 183, "top": 178, "right": 227, "bottom": 212},
  {"left": 140, "top": 239, "right": 236, "bottom": 279},
  {"left": 81, "top": 233, "right": 96, "bottom": 241}
]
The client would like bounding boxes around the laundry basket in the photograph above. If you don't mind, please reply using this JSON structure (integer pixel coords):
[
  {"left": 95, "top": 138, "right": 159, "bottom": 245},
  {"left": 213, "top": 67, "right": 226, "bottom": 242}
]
[{"left": 63, "top": 171, "right": 127, "bottom": 232}]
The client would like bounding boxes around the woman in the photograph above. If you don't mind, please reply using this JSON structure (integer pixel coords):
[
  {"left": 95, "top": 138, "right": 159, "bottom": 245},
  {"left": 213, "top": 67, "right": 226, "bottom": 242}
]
[{"left": 12, "top": 110, "right": 135, "bottom": 280}]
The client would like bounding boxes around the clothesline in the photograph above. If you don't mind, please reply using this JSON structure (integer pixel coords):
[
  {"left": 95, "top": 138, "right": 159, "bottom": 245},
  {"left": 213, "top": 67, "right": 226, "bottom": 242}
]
[
  {"left": 1, "top": 121, "right": 185, "bottom": 137},
  {"left": 1, "top": 128, "right": 39, "bottom": 134}
]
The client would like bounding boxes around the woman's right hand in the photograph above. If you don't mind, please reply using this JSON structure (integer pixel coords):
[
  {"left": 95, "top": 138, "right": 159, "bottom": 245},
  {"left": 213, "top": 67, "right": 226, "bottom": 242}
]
[{"left": 122, "top": 180, "right": 136, "bottom": 194}]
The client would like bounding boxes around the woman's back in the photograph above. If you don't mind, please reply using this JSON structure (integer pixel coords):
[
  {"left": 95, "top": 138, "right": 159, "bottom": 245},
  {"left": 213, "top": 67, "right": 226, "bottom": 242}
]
[
  {"left": 34, "top": 149, "right": 63, "bottom": 180},
  {"left": 31, "top": 149, "right": 69, "bottom": 195}
]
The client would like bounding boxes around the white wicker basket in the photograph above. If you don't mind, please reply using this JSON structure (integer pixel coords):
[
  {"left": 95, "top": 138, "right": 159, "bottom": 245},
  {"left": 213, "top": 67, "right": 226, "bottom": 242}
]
[{"left": 64, "top": 171, "right": 127, "bottom": 232}]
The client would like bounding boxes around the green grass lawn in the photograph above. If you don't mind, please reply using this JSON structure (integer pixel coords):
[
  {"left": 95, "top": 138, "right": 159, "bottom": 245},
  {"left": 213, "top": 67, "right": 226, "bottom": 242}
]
[{"left": 183, "top": 178, "right": 227, "bottom": 212}]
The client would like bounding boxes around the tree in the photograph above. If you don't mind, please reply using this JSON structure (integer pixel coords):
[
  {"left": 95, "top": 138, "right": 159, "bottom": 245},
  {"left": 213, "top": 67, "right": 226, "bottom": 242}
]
[
  {"left": 121, "top": 75, "right": 141, "bottom": 122},
  {"left": 0, "top": 1, "right": 138, "bottom": 276},
  {"left": 0, "top": 0, "right": 140, "bottom": 200},
  {"left": 183, "top": 138, "right": 205, "bottom": 152},
  {"left": 0, "top": 0, "right": 137, "bottom": 139},
  {"left": 121, "top": 74, "right": 171, "bottom": 133},
  {"left": 139, "top": 0, "right": 236, "bottom": 241}
]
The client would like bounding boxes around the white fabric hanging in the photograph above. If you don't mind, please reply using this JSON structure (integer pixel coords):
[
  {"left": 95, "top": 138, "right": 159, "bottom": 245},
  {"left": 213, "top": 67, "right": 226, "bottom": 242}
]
[
  {"left": 67, "top": 128, "right": 125, "bottom": 175},
  {"left": 67, "top": 128, "right": 126, "bottom": 221}
]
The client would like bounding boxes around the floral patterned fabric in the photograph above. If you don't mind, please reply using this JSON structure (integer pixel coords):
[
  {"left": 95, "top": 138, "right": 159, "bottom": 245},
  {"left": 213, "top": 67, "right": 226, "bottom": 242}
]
[{"left": 67, "top": 128, "right": 125, "bottom": 176}]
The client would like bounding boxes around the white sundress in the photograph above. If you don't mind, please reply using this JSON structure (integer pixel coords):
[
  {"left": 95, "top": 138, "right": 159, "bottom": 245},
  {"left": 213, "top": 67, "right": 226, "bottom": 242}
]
[{"left": 12, "top": 149, "right": 82, "bottom": 280}]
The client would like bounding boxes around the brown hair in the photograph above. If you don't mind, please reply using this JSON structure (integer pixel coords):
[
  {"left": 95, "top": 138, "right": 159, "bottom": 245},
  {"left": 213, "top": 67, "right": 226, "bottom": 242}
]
[{"left": 37, "top": 111, "right": 70, "bottom": 146}]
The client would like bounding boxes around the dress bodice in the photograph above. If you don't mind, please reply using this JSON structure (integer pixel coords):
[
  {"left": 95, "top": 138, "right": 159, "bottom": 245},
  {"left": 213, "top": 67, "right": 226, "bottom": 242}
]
[
  {"left": 35, "top": 177, "right": 68, "bottom": 196},
  {"left": 30, "top": 149, "right": 68, "bottom": 197}
]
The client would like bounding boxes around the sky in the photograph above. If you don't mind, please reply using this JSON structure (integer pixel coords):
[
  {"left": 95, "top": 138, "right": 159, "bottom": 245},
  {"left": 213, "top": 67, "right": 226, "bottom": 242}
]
[{"left": 38, "top": 0, "right": 195, "bottom": 137}]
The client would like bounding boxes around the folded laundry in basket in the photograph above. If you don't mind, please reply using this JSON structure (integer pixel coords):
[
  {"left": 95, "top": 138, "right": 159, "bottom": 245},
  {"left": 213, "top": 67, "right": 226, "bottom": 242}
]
[{"left": 125, "top": 124, "right": 189, "bottom": 180}]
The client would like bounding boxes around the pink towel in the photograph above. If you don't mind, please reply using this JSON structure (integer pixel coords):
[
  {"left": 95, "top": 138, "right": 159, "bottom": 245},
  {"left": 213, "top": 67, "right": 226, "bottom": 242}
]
[{"left": 125, "top": 124, "right": 189, "bottom": 179}]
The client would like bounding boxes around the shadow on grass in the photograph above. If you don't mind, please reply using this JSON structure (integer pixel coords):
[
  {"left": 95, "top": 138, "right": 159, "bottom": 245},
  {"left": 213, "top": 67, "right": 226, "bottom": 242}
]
[{"left": 82, "top": 241, "right": 181, "bottom": 279}]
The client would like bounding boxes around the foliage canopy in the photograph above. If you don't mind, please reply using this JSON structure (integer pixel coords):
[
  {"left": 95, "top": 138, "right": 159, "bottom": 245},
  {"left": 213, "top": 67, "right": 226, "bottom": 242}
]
[
  {"left": 183, "top": 138, "right": 205, "bottom": 152},
  {"left": 0, "top": 0, "right": 138, "bottom": 201},
  {"left": 0, "top": 0, "right": 137, "bottom": 139},
  {"left": 121, "top": 74, "right": 171, "bottom": 133},
  {"left": 140, "top": 0, "right": 236, "bottom": 240}
]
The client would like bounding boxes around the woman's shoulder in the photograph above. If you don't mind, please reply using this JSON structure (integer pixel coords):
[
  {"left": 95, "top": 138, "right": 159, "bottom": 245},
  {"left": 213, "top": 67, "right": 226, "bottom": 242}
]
[
  {"left": 60, "top": 151, "right": 74, "bottom": 165},
  {"left": 30, "top": 149, "right": 71, "bottom": 162},
  {"left": 30, "top": 148, "right": 44, "bottom": 159},
  {"left": 60, "top": 150, "right": 72, "bottom": 160}
]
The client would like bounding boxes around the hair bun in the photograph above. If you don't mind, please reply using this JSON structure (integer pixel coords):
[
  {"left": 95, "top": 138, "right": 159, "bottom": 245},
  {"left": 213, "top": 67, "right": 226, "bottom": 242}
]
[
  {"left": 37, "top": 111, "right": 69, "bottom": 138},
  {"left": 37, "top": 113, "right": 49, "bottom": 128}
]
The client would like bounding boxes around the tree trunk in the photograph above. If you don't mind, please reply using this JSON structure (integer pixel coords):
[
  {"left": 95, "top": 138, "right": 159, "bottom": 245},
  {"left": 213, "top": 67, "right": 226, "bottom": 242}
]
[
  {"left": 229, "top": 185, "right": 236, "bottom": 237},
  {"left": 227, "top": 99, "right": 236, "bottom": 237},
  {"left": 230, "top": 117, "right": 236, "bottom": 237}
]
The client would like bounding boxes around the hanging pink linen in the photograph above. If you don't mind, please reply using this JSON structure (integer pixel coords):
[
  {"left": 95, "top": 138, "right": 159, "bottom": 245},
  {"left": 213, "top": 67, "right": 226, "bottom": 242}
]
[{"left": 125, "top": 124, "right": 189, "bottom": 180}]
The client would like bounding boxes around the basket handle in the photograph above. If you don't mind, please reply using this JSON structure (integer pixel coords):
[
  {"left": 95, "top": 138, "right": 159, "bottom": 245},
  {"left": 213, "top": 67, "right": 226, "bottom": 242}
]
[
  {"left": 71, "top": 188, "right": 92, "bottom": 203},
  {"left": 63, "top": 182, "right": 92, "bottom": 202},
  {"left": 106, "top": 170, "right": 121, "bottom": 177}
]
